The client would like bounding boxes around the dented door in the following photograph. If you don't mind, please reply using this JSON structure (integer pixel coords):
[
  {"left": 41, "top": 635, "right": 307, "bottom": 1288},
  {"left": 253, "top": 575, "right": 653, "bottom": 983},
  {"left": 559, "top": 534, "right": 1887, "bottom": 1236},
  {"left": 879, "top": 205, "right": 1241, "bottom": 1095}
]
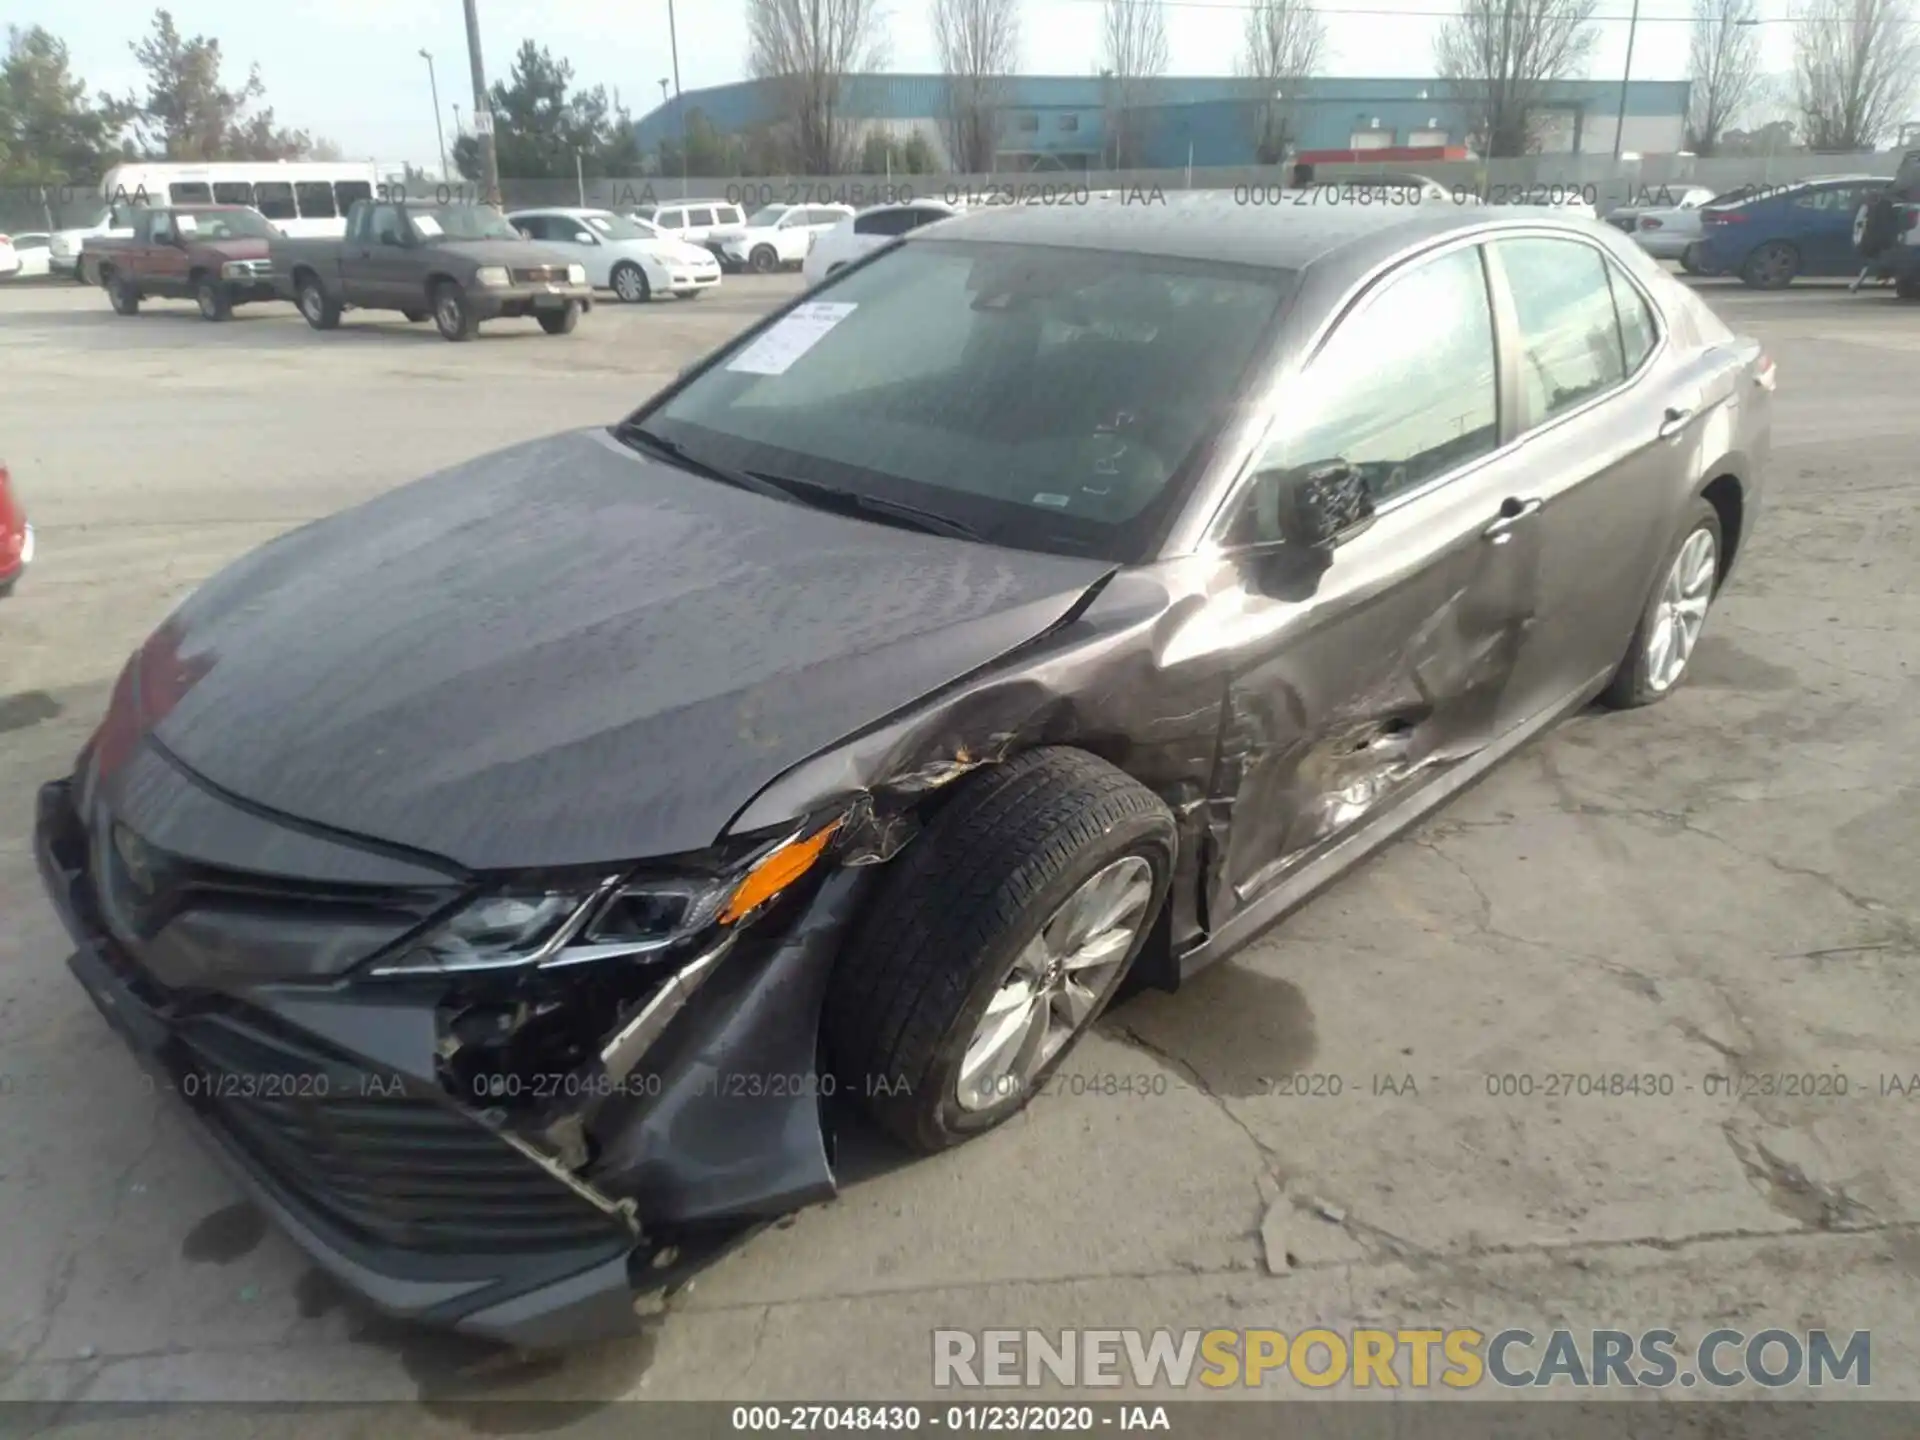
[{"left": 1197, "top": 240, "right": 1545, "bottom": 925}]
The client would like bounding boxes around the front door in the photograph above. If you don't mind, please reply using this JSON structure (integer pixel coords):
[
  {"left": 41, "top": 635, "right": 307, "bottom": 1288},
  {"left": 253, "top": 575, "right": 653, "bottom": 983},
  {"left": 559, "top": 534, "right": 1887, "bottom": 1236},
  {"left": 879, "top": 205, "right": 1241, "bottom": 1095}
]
[
  {"left": 143, "top": 212, "right": 192, "bottom": 295},
  {"left": 350, "top": 204, "right": 412, "bottom": 307},
  {"left": 1202, "top": 239, "right": 1545, "bottom": 928}
]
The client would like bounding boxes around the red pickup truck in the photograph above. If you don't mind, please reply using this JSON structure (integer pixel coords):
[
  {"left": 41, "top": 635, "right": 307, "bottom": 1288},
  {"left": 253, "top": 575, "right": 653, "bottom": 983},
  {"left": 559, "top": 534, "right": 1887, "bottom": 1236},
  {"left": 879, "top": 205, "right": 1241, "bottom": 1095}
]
[{"left": 85, "top": 205, "right": 282, "bottom": 321}]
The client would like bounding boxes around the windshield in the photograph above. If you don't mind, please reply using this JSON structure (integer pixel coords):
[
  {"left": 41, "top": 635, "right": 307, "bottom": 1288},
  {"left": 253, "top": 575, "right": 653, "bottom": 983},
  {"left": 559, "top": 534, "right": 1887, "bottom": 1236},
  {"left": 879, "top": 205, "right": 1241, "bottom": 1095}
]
[
  {"left": 631, "top": 240, "right": 1294, "bottom": 562},
  {"left": 178, "top": 208, "right": 276, "bottom": 239},
  {"left": 745, "top": 206, "right": 792, "bottom": 228},
  {"left": 582, "top": 212, "right": 651, "bottom": 241},
  {"left": 410, "top": 206, "right": 521, "bottom": 241}
]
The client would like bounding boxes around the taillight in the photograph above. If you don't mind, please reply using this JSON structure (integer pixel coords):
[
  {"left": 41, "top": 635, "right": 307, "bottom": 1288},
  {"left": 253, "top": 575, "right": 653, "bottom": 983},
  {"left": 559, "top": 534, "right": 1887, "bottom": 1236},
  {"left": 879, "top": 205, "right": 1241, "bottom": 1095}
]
[
  {"left": 1755, "top": 353, "right": 1777, "bottom": 392},
  {"left": 1705, "top": 210, "right": 1747, "bottom": 225},
  {"left": 1639, "top": 217, "right": 1663, "bottom": 230}
]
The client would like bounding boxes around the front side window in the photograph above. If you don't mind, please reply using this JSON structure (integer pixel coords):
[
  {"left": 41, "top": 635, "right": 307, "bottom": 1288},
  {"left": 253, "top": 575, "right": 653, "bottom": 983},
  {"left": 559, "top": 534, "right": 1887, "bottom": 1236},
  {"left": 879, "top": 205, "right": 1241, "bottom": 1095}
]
[
  {"left": 1243, "top": 244, "right": 1499, "bottom": 514},
  {"left": 177, "top": 208, "right": 275, "bottom": 240},
  {"left": 746, "top": 205, "right": 791, "bottom": 228},
  {"left": 1492, "top": 237, "right": 1627, "bottom": 427},
  {"left": 688, "top": 207, "right": 716, "bottom": 228},
  {"left": 368, "top": 204, "right": 405, "bottom": 244},
  {"left": 512, "top": 214, "right": 552, "bottom": 239},
  {"left": 634, "top": 240, "right": 1295, "bottom": 561},
  {"left": 854, "top": 209, "right": 910, "bottom": 237},
  {"left": 584, "top": 212, "right": 649, "bottom": 240},
  {"left": 717, "top": 206, "right": 746, "bottom": 225},
  {"left": 656, "top": 209, "right": 685, "bottom": 229}
]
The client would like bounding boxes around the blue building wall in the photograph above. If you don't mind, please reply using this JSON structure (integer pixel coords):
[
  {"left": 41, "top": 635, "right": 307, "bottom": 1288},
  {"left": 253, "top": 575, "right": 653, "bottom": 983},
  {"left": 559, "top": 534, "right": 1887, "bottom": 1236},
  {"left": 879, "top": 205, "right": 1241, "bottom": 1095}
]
[{"left": 634, "top": 75, "right": 1692, "bottom": 167}]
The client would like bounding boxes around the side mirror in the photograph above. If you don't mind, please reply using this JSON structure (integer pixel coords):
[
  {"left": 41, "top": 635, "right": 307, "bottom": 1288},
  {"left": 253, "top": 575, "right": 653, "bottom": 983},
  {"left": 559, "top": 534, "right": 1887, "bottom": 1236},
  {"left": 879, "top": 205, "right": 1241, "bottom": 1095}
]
[{"left": 1254, "top": 460, "right": 1374, "bottom": 552}]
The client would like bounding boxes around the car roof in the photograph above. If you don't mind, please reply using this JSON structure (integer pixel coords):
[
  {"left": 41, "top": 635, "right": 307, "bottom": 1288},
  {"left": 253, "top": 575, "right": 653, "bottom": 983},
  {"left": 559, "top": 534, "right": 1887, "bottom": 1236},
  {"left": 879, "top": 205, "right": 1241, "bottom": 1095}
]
[{"left": 923, "top": 190, "right": 1565, "bottom": 272}]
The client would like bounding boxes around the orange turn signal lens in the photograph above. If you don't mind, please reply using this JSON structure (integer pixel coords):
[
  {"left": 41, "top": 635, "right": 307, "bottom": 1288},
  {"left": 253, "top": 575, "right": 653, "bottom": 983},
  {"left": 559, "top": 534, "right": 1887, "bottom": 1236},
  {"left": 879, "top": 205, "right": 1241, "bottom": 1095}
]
[{"left": 717, "top": 819, "right": 843, "bottom": 925}]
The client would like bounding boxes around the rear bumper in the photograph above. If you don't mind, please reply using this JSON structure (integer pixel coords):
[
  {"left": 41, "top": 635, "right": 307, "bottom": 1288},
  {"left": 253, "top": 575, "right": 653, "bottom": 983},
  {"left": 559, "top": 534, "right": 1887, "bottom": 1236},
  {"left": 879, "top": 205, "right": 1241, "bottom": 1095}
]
[
  {"left": 1, "top": 521, "right": 29, "bottom": 587},
  {"left": 1635, "top": 231, "right": 1694, "bottom": 259}
]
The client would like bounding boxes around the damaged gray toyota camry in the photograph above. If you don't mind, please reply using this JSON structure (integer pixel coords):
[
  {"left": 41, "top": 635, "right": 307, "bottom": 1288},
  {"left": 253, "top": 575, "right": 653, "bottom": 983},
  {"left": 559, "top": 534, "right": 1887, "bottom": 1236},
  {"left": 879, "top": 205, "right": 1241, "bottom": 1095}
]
[{"left": 36, "top": 195, "right": 1771, "bottom": 1347}]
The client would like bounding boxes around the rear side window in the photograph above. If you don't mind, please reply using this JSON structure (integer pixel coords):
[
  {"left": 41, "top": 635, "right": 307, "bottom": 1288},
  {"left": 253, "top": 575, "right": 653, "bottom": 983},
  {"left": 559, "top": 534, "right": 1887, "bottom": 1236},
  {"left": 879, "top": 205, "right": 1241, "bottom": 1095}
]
[
  {"left": 687, "top": 207, "right": 715, "bottom": 227},
  {"left": 1608, "top": 263, "right": 1659, "bottom": 373},
  {"left": 213, "top": 182, "right": 252, "bottom": 205},
  {"left": 1492, "top": 237, "right": 1627, "bottom": 426},
  {"left": 170, "top": 183, "right": 211, "bottom": 204},
  {"left": 717, "top": 206, "right": 745, "bottom": 225},
  {"left": 335, "top": 181, "right": 373, "bottom": 210},
  {"left": 1252, "top": 244, "right": 1499, "bottom": 508},
  {"left": 854, "top": 209, "right": 910, "bottom": 237},
  {"left": 295, "top": 182, "right": 338, "bottom": 218},
  {"left": 253, "top": 181, "right": 296, "bottom": 219},
  {"left": 657, "top": 210, "right": 685, "bottom": 229},
  {"left": 807, "top": 207, "right": 846, "bottom": 226}
]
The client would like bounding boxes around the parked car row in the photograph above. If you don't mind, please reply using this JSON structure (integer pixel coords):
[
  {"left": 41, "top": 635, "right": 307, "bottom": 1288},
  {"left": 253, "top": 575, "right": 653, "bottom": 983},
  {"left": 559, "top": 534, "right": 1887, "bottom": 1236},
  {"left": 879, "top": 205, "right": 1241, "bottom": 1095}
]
[
  {"left": 1609, "top": 155, "right": 1920, "bottom": 295},
  {"left": 0, "top": 232, "right": 52, "bottom": 280},
  {"left": 77, "top": 199, "right": 740, "bottom": 339}
]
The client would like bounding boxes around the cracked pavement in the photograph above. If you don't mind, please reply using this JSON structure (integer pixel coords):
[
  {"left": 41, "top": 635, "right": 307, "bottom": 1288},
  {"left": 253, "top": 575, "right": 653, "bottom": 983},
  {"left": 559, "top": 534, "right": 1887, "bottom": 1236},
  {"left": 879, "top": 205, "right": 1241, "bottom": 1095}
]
[{"left": 1, "top": 275, "right": 1916, "bottom": 1420}]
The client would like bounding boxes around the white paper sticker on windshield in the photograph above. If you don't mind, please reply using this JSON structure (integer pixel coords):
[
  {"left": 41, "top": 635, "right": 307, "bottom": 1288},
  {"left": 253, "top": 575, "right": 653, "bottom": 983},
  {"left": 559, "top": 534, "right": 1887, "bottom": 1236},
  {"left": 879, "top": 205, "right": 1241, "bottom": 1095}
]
[
  {"left": 726, "top": 302, "right": 857, "bottom": 376},
  {"left": 411, "top": 215, "right": 443, "bottom": 237},
  {"left": 174, "top": 214, "right": 198, "bottom": 233}
]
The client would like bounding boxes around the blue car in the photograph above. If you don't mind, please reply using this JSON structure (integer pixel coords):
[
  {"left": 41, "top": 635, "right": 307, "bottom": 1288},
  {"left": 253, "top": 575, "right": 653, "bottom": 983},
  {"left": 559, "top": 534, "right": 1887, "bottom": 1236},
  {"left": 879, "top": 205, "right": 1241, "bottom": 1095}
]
[{"left": 1696, "top": 175, "right": 1889, "bottom": 288}]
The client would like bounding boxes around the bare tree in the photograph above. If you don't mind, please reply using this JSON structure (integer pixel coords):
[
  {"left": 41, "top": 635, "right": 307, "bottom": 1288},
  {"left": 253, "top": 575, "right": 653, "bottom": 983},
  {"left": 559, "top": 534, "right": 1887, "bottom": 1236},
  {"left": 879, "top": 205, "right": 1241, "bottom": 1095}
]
[
  {"left": 1237, "top": 0, "right": 1327, "bottom": 164},
  {"left": 1100, "top": 0, "right": 1169, "bottom": 167},
  {"left": 934, "top": 0, "right": 1020, "bottom": 173},
  {"left": 746, "top": 0, "right": 889, "bottom": 173},
  {"left": 1687, "top": 0, "right": 1762, "bottom": 153},
  {"left": 1791, "top": 0, "right": 1920, "bottom": 152},
  {"left": 1434, "top": 0, "right": 1598, "bottom": 157}
]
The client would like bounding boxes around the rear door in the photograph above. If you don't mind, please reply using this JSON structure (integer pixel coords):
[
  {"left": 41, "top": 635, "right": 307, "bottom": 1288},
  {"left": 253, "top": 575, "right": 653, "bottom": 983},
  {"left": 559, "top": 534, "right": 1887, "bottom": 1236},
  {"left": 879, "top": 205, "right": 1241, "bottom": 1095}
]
[
  {"left": 1202, "top": 238, "right": 1544, "bottom": 922},
  {"left": 1790, "top": 182, "right": 1868, "bottom": 274},
  {"left": 1477, "top": 233, "right": 1702, "bottom": 728}
]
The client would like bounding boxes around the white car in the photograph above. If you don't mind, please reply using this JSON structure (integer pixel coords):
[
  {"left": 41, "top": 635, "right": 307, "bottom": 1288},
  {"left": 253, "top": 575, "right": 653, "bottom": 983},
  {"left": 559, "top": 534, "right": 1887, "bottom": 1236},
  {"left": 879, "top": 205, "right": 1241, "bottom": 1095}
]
[
  {"left": 5, "top": 233, "right": 52, "bottom": 279},
  {"left": 1606, "top": 185, "right": 1717, "bottom": 236},
  {"left": 718, "top": 204, "right": 856, "bottom": 273},
  {"left": 0, "top": 235, "right": 18, "bottom": 279},
  {"left": 52, "top": 209, "right": 131, "bottom": 283},
  {"left": 627, "top": 200, "right": 750, "bottom": 256},
  {"left": 801, "top": 201, "right": 962, "bottom": 285},
  {"left": 507, "top": 207, "right": 721, "bottom": 302}
]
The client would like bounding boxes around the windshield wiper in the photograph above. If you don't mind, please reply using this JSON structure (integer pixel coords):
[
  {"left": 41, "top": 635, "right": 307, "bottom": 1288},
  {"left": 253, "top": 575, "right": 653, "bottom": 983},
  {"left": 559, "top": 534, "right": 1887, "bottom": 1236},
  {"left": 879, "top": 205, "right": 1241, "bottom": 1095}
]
[
  {"left": 613, "top": 422, "right": 796, "bottom": 503},
  {"left": 761, "top": 477, "right": 985, "bottom": 542}
]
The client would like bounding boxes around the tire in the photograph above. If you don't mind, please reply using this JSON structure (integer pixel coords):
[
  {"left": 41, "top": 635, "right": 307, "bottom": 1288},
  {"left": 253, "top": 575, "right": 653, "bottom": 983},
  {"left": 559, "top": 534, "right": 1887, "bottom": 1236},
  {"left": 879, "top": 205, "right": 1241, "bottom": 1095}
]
[
  {"left": 824, "top": 748, "right": 1176, "bottom": 1154},
  {"left": 104, "top": 269, "right": 139, "bottom": 315},
  {"left": 1896, "top": 274, "right": 1920, "bottom": 301},
  {"left": 1598, "top": 497, "right": 1724, "bottom": 710},
  {"left": 297, "top": 275, "right": 341, "bottom": 330},
  {"left": 537, "top": 301, "right": 581, "bottom": 335},
  {"left": 1679, "top": 244, "right": 1702, "bottom": 275},
  {"left": 611, "top": 261, "right": 650, "bottom": 303},
  {"left": 432, "top": 280, "right": 478, "bottom": 341},
  {"left": 194, "top": 274, "right": 233, "bottom": 322},
  {"left": 402, "top": 309, "right": 429, "bottom": 322},
  {"left": 1741, "top": 241, "right": 1799, "bottom": 290},
  {"left": 748, "top": 244, "right": 779, "bottom": 274}
]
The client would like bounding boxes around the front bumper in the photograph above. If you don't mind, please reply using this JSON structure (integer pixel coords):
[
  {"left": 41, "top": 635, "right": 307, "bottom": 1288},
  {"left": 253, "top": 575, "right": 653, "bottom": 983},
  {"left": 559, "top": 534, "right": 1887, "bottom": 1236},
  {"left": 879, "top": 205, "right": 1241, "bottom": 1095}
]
[
  {"left": 472, "top": 283, "right": 595, "bottom": 320},
  {"left": 671, "top": 270, "right": 722, "bottom": 294},
  {"left": 35, "top": 770, "right": 853, "bottom": 1346}
]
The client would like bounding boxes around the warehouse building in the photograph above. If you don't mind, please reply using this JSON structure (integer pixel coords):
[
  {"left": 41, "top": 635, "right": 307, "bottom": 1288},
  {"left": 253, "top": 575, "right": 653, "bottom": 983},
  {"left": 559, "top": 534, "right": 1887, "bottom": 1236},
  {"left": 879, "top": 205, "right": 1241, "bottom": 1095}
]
[{"left": 634, "top": 74, "right": 1692, "bottom": 171}]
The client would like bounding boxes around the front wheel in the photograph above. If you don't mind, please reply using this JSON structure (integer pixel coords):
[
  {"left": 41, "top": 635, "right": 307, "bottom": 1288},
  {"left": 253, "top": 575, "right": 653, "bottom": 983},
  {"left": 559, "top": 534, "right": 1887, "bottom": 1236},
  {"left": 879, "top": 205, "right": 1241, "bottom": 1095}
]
[
  {"left": 433, "top": 281, "right": 478, "bottom": 341},
  {"left": 1679, "top": 244, "right": 1702, "bottom": 275},
  {"left": 105, "top": 270, "right": 139, "bottom": 315},
  {"left": 1741, "top": 241, "right": 1799, "bottom": 289},
  {"left": 1896, "top": 274, "right": 1920, "bottom": 301},
  {"left": 537, "top": 301, "right": 581, "bottom": 335},
  {"left": 748, "top": 244, "right": 779, "bottom": 274},
  {"left": 195, "top": 276, "right": 233, "bottom": 322},
  {"left": 824, "top": 748, "right": 1176, "bottom": 1154},
  {"left": 1598, "top": 497, "right": 1723, "bottom": 709},
  {"left": 610, "top": 261, "right": 650, "bottom": 303},
  {"left": 298, "top": 277, "right": 341, "bottom": 330}
]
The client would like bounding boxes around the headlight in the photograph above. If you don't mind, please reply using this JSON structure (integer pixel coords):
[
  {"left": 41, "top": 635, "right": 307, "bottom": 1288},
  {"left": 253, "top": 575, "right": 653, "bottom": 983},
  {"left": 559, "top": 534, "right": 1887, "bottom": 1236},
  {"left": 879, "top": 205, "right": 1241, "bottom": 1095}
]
[
  {"left": 566, "top": 263, "right": 586, "bottom": 284},
  {"left": 474, "top": 265, "right": 511, "bottom": 287},
  {"left": 369, "top": 817, "right": 843, "bottom": 977},
  {"left": 219, "top": 261, "right": 254, "bottom": 279}
]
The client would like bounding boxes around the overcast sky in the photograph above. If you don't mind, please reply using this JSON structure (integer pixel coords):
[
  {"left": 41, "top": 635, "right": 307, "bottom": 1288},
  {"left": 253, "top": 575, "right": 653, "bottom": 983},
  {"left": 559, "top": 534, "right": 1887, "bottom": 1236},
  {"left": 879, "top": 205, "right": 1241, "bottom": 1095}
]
[{"left": 24, "top": 0, "right": 1803, "bottom": 165}]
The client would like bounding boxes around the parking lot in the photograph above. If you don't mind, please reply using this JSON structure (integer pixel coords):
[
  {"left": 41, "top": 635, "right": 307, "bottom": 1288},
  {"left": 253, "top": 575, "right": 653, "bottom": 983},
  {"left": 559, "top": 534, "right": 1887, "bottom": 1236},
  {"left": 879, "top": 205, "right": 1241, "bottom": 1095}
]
[{"left": 2, "top": 270, "right": 1917, "bottom": 1417}]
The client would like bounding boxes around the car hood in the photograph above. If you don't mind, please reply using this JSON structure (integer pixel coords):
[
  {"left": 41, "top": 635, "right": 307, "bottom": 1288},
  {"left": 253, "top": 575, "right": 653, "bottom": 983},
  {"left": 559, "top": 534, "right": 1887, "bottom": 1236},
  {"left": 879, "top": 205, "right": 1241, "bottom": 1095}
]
[
  {"left": 140, "top": 428, "right": 1114, "bottom": 871},
  {"left": 196, "top": 238, "right": 271, "bottom": 261}
]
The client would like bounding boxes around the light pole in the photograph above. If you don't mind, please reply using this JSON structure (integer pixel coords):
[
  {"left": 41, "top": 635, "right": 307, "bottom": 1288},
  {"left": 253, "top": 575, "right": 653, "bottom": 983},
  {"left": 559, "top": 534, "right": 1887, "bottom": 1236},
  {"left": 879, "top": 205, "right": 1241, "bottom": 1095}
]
[
  {"left": 667, "top": 0, "right": 688, "bottom": 195},
  {"left": 419, "top": 48, "right": 449, "bottom": 181},
  {"left": 462, "top": 0, "right": 502, "bottom": 207},
  {"left": 1612, "top": 0, "right": 1642, "bottom": 163}
]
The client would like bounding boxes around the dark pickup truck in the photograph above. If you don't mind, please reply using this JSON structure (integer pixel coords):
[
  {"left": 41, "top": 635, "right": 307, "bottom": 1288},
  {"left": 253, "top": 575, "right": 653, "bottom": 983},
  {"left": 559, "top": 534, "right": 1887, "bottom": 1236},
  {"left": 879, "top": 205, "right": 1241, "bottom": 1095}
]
[
  {"left": 86, "top": 205, "right": 281, "bottom": 321},
  {"left": 271, "top": 199, "right": 594, "bottom": 340}
]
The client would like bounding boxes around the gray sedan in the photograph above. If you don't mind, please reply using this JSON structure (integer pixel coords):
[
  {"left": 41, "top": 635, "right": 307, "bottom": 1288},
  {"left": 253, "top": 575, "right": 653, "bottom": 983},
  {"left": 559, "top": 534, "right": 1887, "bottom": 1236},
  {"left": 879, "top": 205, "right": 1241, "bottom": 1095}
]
[{"left": 37, "top": 192, "right": 1771, "bottom": 1347}]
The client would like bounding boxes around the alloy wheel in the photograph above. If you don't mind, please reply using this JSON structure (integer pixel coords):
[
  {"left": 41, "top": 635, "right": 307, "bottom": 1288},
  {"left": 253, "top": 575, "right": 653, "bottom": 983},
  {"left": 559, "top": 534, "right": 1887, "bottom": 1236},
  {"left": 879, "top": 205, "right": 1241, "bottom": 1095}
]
[
  {"left": 954, "top": 855, "right": 1153, "bottom": 1112},
  {"left": 615, "top": 266, "right": 647, "bottom": 302},
  {"left": 1645, "top": 527, "right": 1716, "bottom": 693}
]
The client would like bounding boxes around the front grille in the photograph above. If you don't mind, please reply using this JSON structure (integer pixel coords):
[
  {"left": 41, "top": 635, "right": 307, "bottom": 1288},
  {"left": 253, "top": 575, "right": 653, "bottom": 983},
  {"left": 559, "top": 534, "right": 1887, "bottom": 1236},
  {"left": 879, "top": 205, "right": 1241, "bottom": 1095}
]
[
  {"left": 175, "top": 1009, "right": 628, "bottom": 1254},
  {"left": 226, "top": 260, "right": 268, "bottom": 277},
  {"left": 513, "top": 264, "right": 567, "bottom": 283}
]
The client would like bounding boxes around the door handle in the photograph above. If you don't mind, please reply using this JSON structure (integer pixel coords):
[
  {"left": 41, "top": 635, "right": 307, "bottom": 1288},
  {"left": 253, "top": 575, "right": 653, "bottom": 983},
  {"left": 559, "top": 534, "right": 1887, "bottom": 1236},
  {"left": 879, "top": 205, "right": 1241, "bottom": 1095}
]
[
  {"left": 1658, "top": 404, "right": 1696, "bottom": 439},
  {"left": 1482, "top": 496, "right": 1542, "bottom": 543}
]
